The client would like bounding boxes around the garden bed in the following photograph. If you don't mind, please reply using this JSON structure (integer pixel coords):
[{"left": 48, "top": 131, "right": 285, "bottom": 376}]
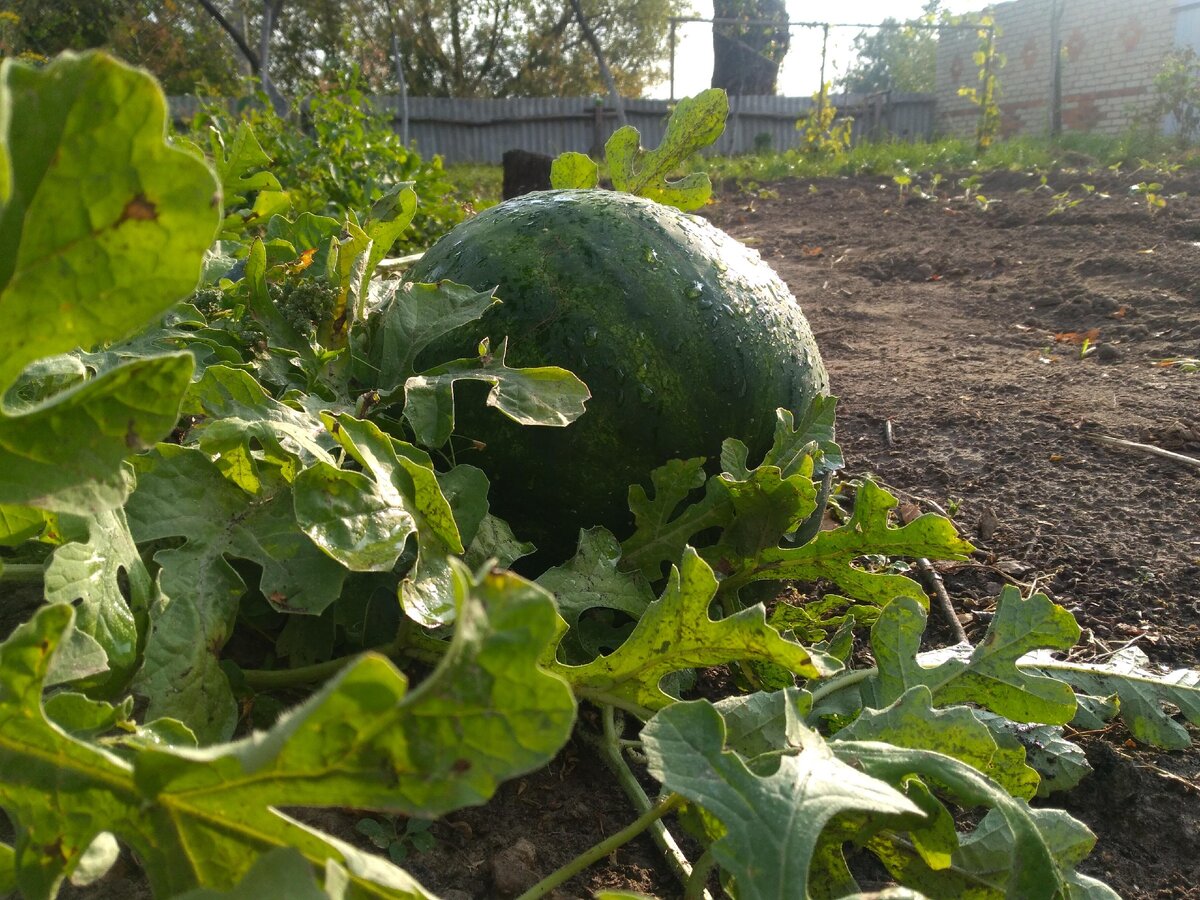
[
  {"left": 409, "top": 169, "right": 1200, "bottom": 899},
  {"left": 11, "top": 163, "right": 1200, "bottom": 900}
]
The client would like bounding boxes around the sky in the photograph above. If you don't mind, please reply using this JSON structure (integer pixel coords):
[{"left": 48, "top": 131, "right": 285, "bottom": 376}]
[{"left": 648, "top": 0, "right": 988, "bottom": 98}]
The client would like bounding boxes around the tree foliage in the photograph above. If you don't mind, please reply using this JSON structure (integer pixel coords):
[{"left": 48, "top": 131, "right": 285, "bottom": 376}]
[
  {"left": 0, "top": 1, "right": 241, "bottom": 94},
  {"left": 1, "top": 0, "right": 681, "bottom": 100},
  {"left": 839, "top": 0, "right": 942, "bottom": 95}
]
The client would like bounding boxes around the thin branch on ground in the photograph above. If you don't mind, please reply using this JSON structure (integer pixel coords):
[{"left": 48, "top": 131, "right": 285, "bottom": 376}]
[
  {"left": 1134, "top": 763, "right": 1200, "bottom": 794},
  {"left": 1083, "top": 433, "right": 1200, "bottom": 471},
  {"left": 914, "top": 557, "right": 968, "bottom": 644}
]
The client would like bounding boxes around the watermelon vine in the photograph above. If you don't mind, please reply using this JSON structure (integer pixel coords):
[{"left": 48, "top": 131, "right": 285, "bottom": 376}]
[{"left": 0, "top": 52, "right": 1197, "bottom": 900}]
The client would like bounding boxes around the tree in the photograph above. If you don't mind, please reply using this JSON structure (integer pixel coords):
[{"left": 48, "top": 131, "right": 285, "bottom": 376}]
[
  {"left": 4, "top": 0, "right": 680, "bottom": 101},
  {"left": 839, "top": 1, "right": 942, "bottom": 95},
  {"left": 0, "top": 1, "right": 241, "bottom": 96},
  {"left": 382, "top": 0, "right": 679, "bottom": 98},
  {"left": 0, "top": 0, "right": 124, "bottom": 59},
  {"left": 711, "top": 0, "right": 790, "bottom": 96}
]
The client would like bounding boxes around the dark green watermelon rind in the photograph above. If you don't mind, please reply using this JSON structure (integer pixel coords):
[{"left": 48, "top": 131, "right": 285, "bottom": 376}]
[{"left": 407, "top": 190, "right": 828, "bottom": 557}]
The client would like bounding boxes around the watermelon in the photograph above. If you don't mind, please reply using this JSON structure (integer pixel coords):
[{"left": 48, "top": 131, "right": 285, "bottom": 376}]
[{"left": 408, "top": 189, "right": 828, "bottom": 558}]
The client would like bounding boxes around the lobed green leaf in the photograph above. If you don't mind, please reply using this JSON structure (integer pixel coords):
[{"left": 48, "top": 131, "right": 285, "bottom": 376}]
[
  {"left": 605, "top": 89, "right": 728, "bottom": 211},
  {"left": 0, "top": 52, "right": 218, "bottom": 390},
  {"left": 620, "top": 456, "right": 733, "bottom": 580},
  {"left": 361, "top": 279, "right": 499, "bottom": 391},
  {"left": 743, "top": 479, "right": 973, "bottom": 607},
  {"left": 642, "top": 699, "right": 921, "bottom": 900},
  {"left": 310, "top": 414, "right": 463, "bottom": 626},
  {"left": 549, "top": 151, "right": 599, "bottom": 190},
  {"left": 1029, "top": 645, "right": 1200, "bottom": 750},
  {"left": 43, "top": 508, "right": 155, "bottom": 694},
  {"left": 403, "top": 337, "right": 590, "bottom": 449},
  {"left": 537, "top": 527, "right": 656, "bottom": 661},
  {"left": 0, "top": 354, "right": 194, "bottom": 513},
  {"left": 552, "top": 548, "right": 834, "bottom": 716},
  {"left": 0, "top": 565, "right": 574, "bottom": 898},
  {"left": 127, "top": 445, "right": 347, "bottom": 740},
  {"left": 836, "top": 686, "right": 1040, "bottom": 800},
  {"left": 866, "top": 591, "right": 1080, "bottom": 725}
]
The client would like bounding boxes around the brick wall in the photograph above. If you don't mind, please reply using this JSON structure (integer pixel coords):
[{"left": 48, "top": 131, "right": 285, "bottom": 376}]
[{"left": 936, "top": 0, "right": 1177, "bottom": 138}]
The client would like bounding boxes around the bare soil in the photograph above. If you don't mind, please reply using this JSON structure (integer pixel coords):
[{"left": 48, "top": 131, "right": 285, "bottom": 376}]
[
  {"left": 701, "top": 170, "right": 1200, "bottom": 900},
  {"left": 9, "top": 169, "right": 1200, "bottom": 899}
]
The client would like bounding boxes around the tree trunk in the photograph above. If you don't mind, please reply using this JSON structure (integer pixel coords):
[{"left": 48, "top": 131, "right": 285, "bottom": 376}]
[
  {"left": 570, "top": 0, "right": 626, "bottom": 127},
  {"left": 711, "top": 0, "right": 790, "bottom": 96},
  {"left": 195, "top": 0, "right": 288, "bottom": 114},
  {"left": 258, "top": 0, "right": 288, "bottom": 116}
]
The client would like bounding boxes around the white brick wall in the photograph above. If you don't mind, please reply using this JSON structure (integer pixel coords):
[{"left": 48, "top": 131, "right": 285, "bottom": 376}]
[{"left": 935, "top": 0, "right": 1176, "bottom": 138}]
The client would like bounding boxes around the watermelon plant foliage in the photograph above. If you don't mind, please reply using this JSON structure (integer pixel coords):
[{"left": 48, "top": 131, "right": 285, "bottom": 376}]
[{"left": 0, "top": 51, "right": 1196, "bottom": 900}]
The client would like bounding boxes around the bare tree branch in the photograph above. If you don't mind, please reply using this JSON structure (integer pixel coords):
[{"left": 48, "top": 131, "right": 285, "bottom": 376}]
[
  {"left": 195, "top": 0, "right": 260, "bottom": 71},
  {"left": 570, "top": 0, "right": 626, "bottom": 125}
]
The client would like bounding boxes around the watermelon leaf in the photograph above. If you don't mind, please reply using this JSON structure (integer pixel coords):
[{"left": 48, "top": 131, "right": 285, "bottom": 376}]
[
  {"left": 170, "top": 848, "right": 350, "bottom": 900},
  {"left": 127, "top": 445, "right": 348, "bottom": 740},
  {"left": 0, "top": 504, "right": 56, "bottom": 546},
  {"left": 550, "top": 151, "right": 599, "bottom": 190},
  {"left": 0, "top": 567, "right": 574, "bottom": 898},
  {"left": 836, "top": 686, "right": 1041, "bottom": 800},
  {"left": 605, "top": 88, "right": 728, "bottom": 211},
  {"left": 536, "top": 527, "right": 656, "bottom": 661},
  {"left": 705, "top": 456, "right": 820, "bottom": 574},
  {"left": 742, "top": 479, "right": 973, "bottom": 607},
  {"left": 1027, "top": 645, "right": 1200, "bottom": 749},
  {"left": 299, "top": 414, "right": 464, "bottom": 627},
  {"left": 620, "top": 457, "right": 734, "bottom": 579},
  {"left": 641, "top": 698, "right": 921, "bottom": 900},
  {"left": 0, "top": 355, "right": 194, "bottom": 513},
  {"left": 972, "top": 712, "right": 1092, "bottom": 797},
  {"left": 362, "top": 280, "right": 499, "bottom": 390},
  {"left": 0, "top": 52, "right": 216, "bottom": 515},
  {"left": 43, "top": 508, "right": 155, "bottom": 694},
  {"left": 181, "top": 364, "right": 338, "bottom": 491},
  {"left": 204, "top": 119, "right": 288, "bottom": 241},
  {"left": 0, "top": 842, "right": 13, "bottom": 894},
  {"left": 550, "top": 548, "right": 834, "bottom": 716},
  {"left": 864, "top": 591, "right": 1080, "bottom": 725},
  {"left": 362, "top": 182, "right": 418, "bottom": 280},
  {"left": 403, "top": 337, "right": 590, "bottom": 448},
  {"left": 0, "top": 52, "right": 218, "bottom": 390}
]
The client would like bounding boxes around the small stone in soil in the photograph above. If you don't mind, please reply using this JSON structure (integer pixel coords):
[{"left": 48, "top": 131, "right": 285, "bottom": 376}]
[
  {"left": 491, "top": 838, "right": 540, "bottom": 896},
  {"left": 1096, "top": 342, "right": 1121, "bottom": 362}
]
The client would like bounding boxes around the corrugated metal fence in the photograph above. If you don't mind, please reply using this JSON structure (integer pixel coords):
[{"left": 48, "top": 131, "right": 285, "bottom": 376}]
[{"left": 169, "top": 93, "right": 935, "bottom": 164}]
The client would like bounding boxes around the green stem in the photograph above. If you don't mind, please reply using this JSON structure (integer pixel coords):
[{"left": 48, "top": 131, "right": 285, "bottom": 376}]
[
  {"left": 595, "top": 707, "right": 709, "bottom": 897},
  {"left": 241, "top": 624, "right": 447, "bottom": 691},
  {"left": 808, "top": 666, "right": 875, "bottom": 704},
  {"left": 684, "top": 849, "right": 717, "bottom": 900},
  {"left": 0, "top": 563, "right": 44, "bottom": 584},
  {"left": 514, "top": 792, "right": 684, "bottom": 900}
]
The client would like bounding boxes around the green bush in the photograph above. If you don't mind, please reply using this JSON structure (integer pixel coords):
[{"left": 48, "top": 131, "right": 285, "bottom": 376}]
[{"left": 189, "top": 73, "right": 465, "bottom": 253}]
